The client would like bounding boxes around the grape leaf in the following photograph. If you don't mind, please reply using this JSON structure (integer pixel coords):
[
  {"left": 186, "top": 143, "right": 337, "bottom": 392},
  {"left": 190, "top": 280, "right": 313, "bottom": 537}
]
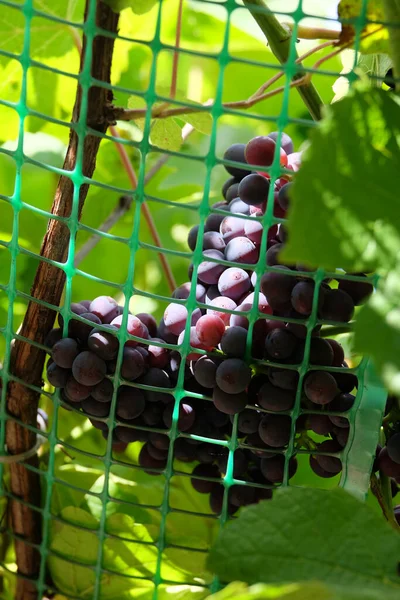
[
  {"left": 338, "top": 0, "right": 389, "bottom": 54},
  {"left": 282, "top": 87, "right": 400, "bottom": 273},
  {"left": 206, "top": 580, "right": 400, "bottom": 600},
  {"left": 103, "top": 0, "right": 158, "bottom": 14},
  {"left": 151, "top": 117, "right": 183, "bottom": 151},
  {"left": 354, "top": 271, "right": 400, "bottom": 394},
  {"left": 208, "top": 488, "right": 400, "bottom": 593}
]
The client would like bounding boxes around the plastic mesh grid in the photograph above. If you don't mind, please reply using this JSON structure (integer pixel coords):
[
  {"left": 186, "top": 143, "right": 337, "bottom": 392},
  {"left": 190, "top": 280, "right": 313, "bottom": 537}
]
[{"left": 0, "top": 0, "right": 391, "bottom": 598}]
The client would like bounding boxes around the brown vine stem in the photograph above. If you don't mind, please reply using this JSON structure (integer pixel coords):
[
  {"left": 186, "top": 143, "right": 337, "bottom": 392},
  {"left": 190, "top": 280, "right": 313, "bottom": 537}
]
[
  {"left": 5, "top": 3, "right": 119, "bottom": 599},
  {"left": 111, "top": 40, "right": 334, "bottom": 123},
  {"left": 286, "top": 23, "right": 340, "bottom": 41},
  {"left": 370, "top": 474, "right": 400, "bottom": 531},
  {"left": 170, "top": 0, "right": 184, "bottom": 99}
]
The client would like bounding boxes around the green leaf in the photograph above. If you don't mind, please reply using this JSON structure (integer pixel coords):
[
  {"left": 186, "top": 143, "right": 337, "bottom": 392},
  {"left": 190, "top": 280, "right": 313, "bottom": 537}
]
[
  {"left": 151, "top": 117, "right": 183, "bottom": 151},
  {"left": 206, "top": 581, "right": 400, "bottom": 600},
  {"left": 103, "top": 0, "right": 158, "bottom": 14},
  {"left": 208, "top": 488, "right": 400, "bottom": 594},
  {"left": 282, "top": 88, "right": 400, "bottom": 272},
  {"left": 338, "top": 0, "right": 390, "bottom": 54},
  {"left": 354, "top": 272, "right": 400, "bottom": 394},
  {"left": 180, "top": 111, "right": 213, "bottom": 135}
]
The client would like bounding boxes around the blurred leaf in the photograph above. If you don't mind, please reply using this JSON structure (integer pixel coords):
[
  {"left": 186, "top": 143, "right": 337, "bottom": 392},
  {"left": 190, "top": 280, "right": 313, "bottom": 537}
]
[
  {"left": 104, "top": 0, "right": 158, "bottom": 14},
  {"left": 181, "top": 111, "right": 213, "bottom": 135},
  {"left": 282, "top": 87, "right": 400, "bottom": 272},
  {"left": 151, "top": 117, "right": 183, "bottom": 151},
  {"left": 208, "top": 488, "right": 400, "bottom": 592},
  {"left": 338, "top": 0, "right": 389, "bottom": 54}
]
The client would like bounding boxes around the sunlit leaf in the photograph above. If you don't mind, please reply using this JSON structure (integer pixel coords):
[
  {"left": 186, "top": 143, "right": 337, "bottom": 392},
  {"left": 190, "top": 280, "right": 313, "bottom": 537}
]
[{"left": 338, "top": 0, "right": 389, "bottom": 54}]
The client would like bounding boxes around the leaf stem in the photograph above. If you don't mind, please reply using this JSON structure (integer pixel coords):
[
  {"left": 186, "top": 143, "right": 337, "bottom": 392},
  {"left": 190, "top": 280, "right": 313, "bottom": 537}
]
[
  {"left": 170, "top": 0, "right": 184, "bottom": 99},
  {"left": 382, "top": 0, "right": 400, "bottom": 91},
  {"left": 242, "top": 0, "right": 324, "bottom": 121},
  {"left": 371, "top": 474, "right": 400, "bottom": 531}
]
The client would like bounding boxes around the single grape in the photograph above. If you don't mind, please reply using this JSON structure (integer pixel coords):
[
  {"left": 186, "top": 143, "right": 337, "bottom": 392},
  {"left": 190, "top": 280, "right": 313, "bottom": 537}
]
[
  {"left": 47, "top": 362, "right": 69, "bottom": 388},
  {"left": 223, "top": 143, "right": 251, "bottom": 179},
  {"left": 218, "top": 267, "right": 251, "bottom": 301},
  {"left": 332, "top": 425, "right": 350, "bottom": 448},
  {"left": 213, "top": 386, "right": 247, "bottom": 415},
  {"left": 378, "top": 447, "right": 400, "bottom": 478},
  {"left": 215, "top": 358, "right": 251, "bottom": 394},
  {"left": 291, "top": 281, "right": 318, "bottom": 316},
  {"left": 149, "top": 432, "right": 170, "bottom": 450},
  {"left": 121, "top": 346, "right": 146, "bottom": 380},
  {"left": 217, "top": 448, "right": 248, "bottom": 477},
  {"left": 326, "top": 339, "right": 345, "bottom": 366},
  {"left": 191, "top": 463, "right": 221, "bottom": 494},
  {"left": 188, "top": 225, "right": 199, "bottom": 251},
  {"left": 265, "top": 328, "right": 297, "bottom": 360},
  {"left": 333, "top": 369, "right": 358, "bottom": 393},
  {"left": 164, "top": 303, "right": 201, "bottom": 336},
  {"left": 163, "top": 402, "right": 196, "bottom": 431},
  {"left": 140, "top": 368, "right": 172, "bottom": 403},
  {"left": 58, "top": 302, "right": 87, "bottom": 328},
  {"left": 319, "top": 289, "right": 355, "bottom": 323},
  {"left": 141, "top": 402, "right": 164, "bottom": 426},
  {"left": 230, "top": 485, "right": 256, "bottom": 508},
  {"left": 196, "top": 314, "right": 226, "bottom": 347},
  {"left": 238, "top": 409, "right": 261, "bottom": 434},
  {"left": 193, "top": 355, "right": 219, "bottom": 388},
  {"left": 207, "top": 296, "right": 237, "bottom": 325},
  {"left": 220, "top": 326, "right": 248, "bottom": 357},
  {"left": 338, "top": 274, "right": 373, "bottom": 305},
  {"left": 172, "top": 282, "right": 206, "bottom": 303},
  {"left": 222, "top": 176, "right": 238, "bottom": 199},
  {"left": 328, "top": 392, "right": 355, "bottom": 413},
  {"left": 287, "top": 151, "right": 302, "bottom": 171},
  {"left": 308, "top": 413, "right": 333, "bottom": 436},
  {"left": 309, "top": 455, "right": 337, "bottom": 479},
  {"left": 277, "top": 182, "right": 292, "bottom": 211},
  {"left": 110, "top": 314, "right": 149, "bottom": 346},
  {"left": 65, "top": 376, "right": 93, "bottom": 402},
  {"left": 257, "top": 381, "right": 295, "bottom": 412},
  {"left": 205, "top": 212, "right": 225, "bottom": 233},
  {"left": 72, "top": 351, "right": 107, "bottom": 386},
  {"left": 88, "top": 327, "right": 119, "bottom": 361},
  {"left": 90, "top": 296, "right": 120, "bottom": 323},
  {"left": 69, "top": 312, "right": 102, "bottom": 342},
  {"left": 304, "top": 371, "right": 338, "bottom": 405},
  {"left": 229, "top": 197, "right": 251, "bottom": 215},
  {"left": 267, "top": 368, "right": 299, "bottom": 391},
  {"left": 245, "top": 136, "right": 276, "bottom": 167},
  {"left": 238, "top": 173, "right": 270, "bottom": 206},
  {"left": 260, "top": 267, "right": 296, "bottom": 311},
  {"left": 92, "top": 377, "right": 114, "bottom": 403},
  {"left": 203, "top": 231, "right": 226, "bottom": 252},
  {"left": 220, "top": 215, "right": 246, "bottom": 244},
  {"left": 205, "top": 285, "right": 220, "bottom": 305},
  {"left": 309, "top": 338, "right": 334, "bottom": 366},
  {"left": 136, "top": 312, "right": 158, "bottom": 337},
  {"left": 139, "top": 443, "right": 167, "bottom": 475},
  {"left": 45, "top": 328, "right": 62, "bottom": 351},
  {"left": 198, "top": 250, "right": 226, "bottom": 285},
  {"left": 146, "top": 338, "right": 169, "bottom": 369},
  {"left": 224, "top": 236, "right": 259, "bottom": 265},
  {"left": 387, "top": 433, "right": 400, "bottom": 465},
  {"left": 204, "top": 402, "right": 230, "bottom": 428},
  {"left": 157, "top": 318, "right": 178, "bottom": 345},
  {"left": 114, "top": 425, "right": 148, "bottom": 443},
  {"left": 52, "top": 338, "right": 79, "bottom": 369},
  {"left": 209, "top": 484, "right": 237, "bottom": 515},
  {"left": 116, "top": 386, "right": 146, "bottom": 421},
  {"left": 259, "top": 414, "right": 292, "bottom": 447},
  {"left": 196, "top": 442, "right": 221, "bottom": 464},
  {"left": 266, "top": 243, "right": 285, "bottom": 267},
  {"left": 174, "top": 438, "right": 197, "bottom": 462},
  {"left": 314, "top": 440, "right": 342, "bottom": 474},
  {"left": 146, "top": 443, "right": 168, "bottom": 461},
  {"left": 81, "top": 397, "right": 110, "bottom": 418},
  {"left": 260, "top": 454, "right": 297, "bottom": 483},
  {"left": 244, "top": 219, "right": 263, "bottom": 246},
  {"left": 267, "top": 131, "right": 294, "bottom": 155}
]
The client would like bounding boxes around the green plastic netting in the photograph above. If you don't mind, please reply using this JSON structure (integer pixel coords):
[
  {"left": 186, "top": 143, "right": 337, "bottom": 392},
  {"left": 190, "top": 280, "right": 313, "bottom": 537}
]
[{"left": 0, "top": 0, "right": 391, "bottom": 599}]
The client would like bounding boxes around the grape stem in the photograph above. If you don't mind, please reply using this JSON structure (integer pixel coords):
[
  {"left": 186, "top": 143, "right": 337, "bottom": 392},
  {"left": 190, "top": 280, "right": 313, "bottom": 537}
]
[
  {"left": 370, "top": 474, "right": 400, "bottom": 531},
  {"left": 285, "top": 23, "right": 340, "bottom": 41},
  {"left": 382, "top": 0, "right": 400, "bottom": 91}
]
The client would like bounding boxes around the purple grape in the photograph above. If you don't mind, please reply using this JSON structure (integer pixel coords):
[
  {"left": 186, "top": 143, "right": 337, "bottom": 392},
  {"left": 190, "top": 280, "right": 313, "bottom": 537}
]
[
  {"left": 198, "top": 250, "right": 225, "bottom": 285},
  {"left": 308, "top": 414, "right": 332, "bottom": 436},
  {"left": 72, "top": 351, "right": 107, "bottom": 386},
  {"left": 213, "top": 387, "right": 247, "bottom": 415},
  {"left": 207, "top": 296, "right": 237, "bottom": 325},
  {"left": 309, "top": 455, "right": 337, "bottom": 478},
  {"left": 260, "top": 454, "right": 297, "bottom": 483},
  {"left": 238, "top": 409, "right": 261, "bottom": 434},
  {"left": 121, "top": 346, "right": 146, "bottom": 380},
  {"left": 136, "top": 313, "right": 158, "bottom": 337},
  {"left": 188, "top": 225, "right": 199, "bottom": 251},
  {"left": 338, "top": 275, "right": 373, "bottom": 305},
  {"left": 196, "top": 314, "right": 226, "bottom": 347},
  {"left": 172, "top": 282, "right": 206, "bottom": 302},
  {"left": 139, "top": 443, "right": 167, "bottom": 474},
  {"left": 260, "top": 267, "right": 296, "bottom": 311},
  {"left": 218, "top": 267, "right": 251, "bottom": 301},
  {"left": 309, "top": 338, "right": 334, "bottom": 366},
  {"left": 277, "top": 182, "right": 292, "bottom": 211},
  {"left": 266, "top": 243, "right": 284, "bottom": 267},
  {"left": 267, "top": 368, "right": 299, "bottom": 391},
  {"left": 88, "top": 327, "right": 119, "bottom": 361},
  {"left": 257, "top": 381, "right": 295, "bottom": 412},
  {"left": 387, "top": 433, "right": 400, "bottom": 465},
  {"left": 220, "top": 215, "right": 246, "bottom": 244},
  {"left": 92, "top": 378, "right": 114, "bottom": 403},
  {"left": 52, "top": 338, "right": 79, "bottom": 369},
  {"left": 45, "top": 328, "right": 62, "bottom": 351},
  {"left": 319, "top": 289, "right": 354, "bottom": 323},
  {"left": 267, "top": 131, "right": 294, "bottom": 155},
  {"left": 191, "top": 463, "right": 221, "bottom": 494},
  {"left": 259, "top": 414, "right": 292, "bottom": 447},
  {"left": 65, "top": 376, "right": 93, "bottom": 401},
  {"left": 265, "top": 328, "right": 297, "bottom": 360},
  {"left": 116, "top": 386, "right": 146, "bottom": 420},
  {"left": 115, "top": 426, "right": 149, "bottom": 443},
  {"left": 193, "top": 355, "right": 219, "bottom": 388},
  {"left": 229, "top": 197, "right": 251, "bottom": 215},
  {"left": 224, "top": 237, "right": 259, "bottom": 265},
  {"left": 244, "top": 219, "right": 263, "bottom": 245},
  {"left": 47, "top": 362, "right": 69, "bottom": 388},
  {"left": 230, "top": 485, "right": 256, "bottom": 507},
  {"left": 81, "top": 397, "right": 110, "bottom": 417},
  {"left": 220, "top": 326, "right": 248, "bottom": 357},
  {"left": 203, "top": 231, "right": 226, "bottom": 251},
  {"left": 223, "top": 143, "right": 251, "bottom": 179},
  {"left": 69, "top": 312, "right": 102, "bottom": 342},
  {"left": 216, "top": 358, "right": 251, "bottom": 394},
  {"left": 314, "top": 440, "right": 342, "bottom": 474},
  {"left": 111, "top": 314, "right": 149, "bottom": 346},
  {"left": 139, "top": 368, "right": 172, "bottom": 403},
  {"left": 238, "top": 173, "right": 270, "bottom": 206},
  {"left": 304, "top": 371, "right": 338, "bottom": 405},
  {"left": 147, "top": 339, "right": 169, "bottom": 369},
  {"left": 58, "top": 302, "right": 87, "bottom": 328},
  {"left": 89, "top": 296, "right": 120, "bottom": 323},
  {"left": 326, "top": 339, "right": 345, "bottom": 366},
  {"left": 147, "top": 442, "right": 168, "bottom": 461},
  {"left": 141, "top": 402, "right": 164, "bottom": 426},
  {"left": 163, "top": 402, "right": 196, "bottom": 431},
  {"left": 222, "top": 176, "right": 238, "bottom": 199}
]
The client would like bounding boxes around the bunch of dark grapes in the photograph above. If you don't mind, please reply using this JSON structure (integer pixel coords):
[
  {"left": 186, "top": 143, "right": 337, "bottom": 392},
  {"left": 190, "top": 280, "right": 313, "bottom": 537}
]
[{"left": 46, "top": 131, "right": 374, "bottom": 516}]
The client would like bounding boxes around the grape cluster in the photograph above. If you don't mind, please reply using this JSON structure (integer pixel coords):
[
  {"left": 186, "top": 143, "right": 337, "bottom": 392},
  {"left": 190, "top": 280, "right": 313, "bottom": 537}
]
[{"left": 46, "top": 132, "right": 374, "bottom": 515}]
